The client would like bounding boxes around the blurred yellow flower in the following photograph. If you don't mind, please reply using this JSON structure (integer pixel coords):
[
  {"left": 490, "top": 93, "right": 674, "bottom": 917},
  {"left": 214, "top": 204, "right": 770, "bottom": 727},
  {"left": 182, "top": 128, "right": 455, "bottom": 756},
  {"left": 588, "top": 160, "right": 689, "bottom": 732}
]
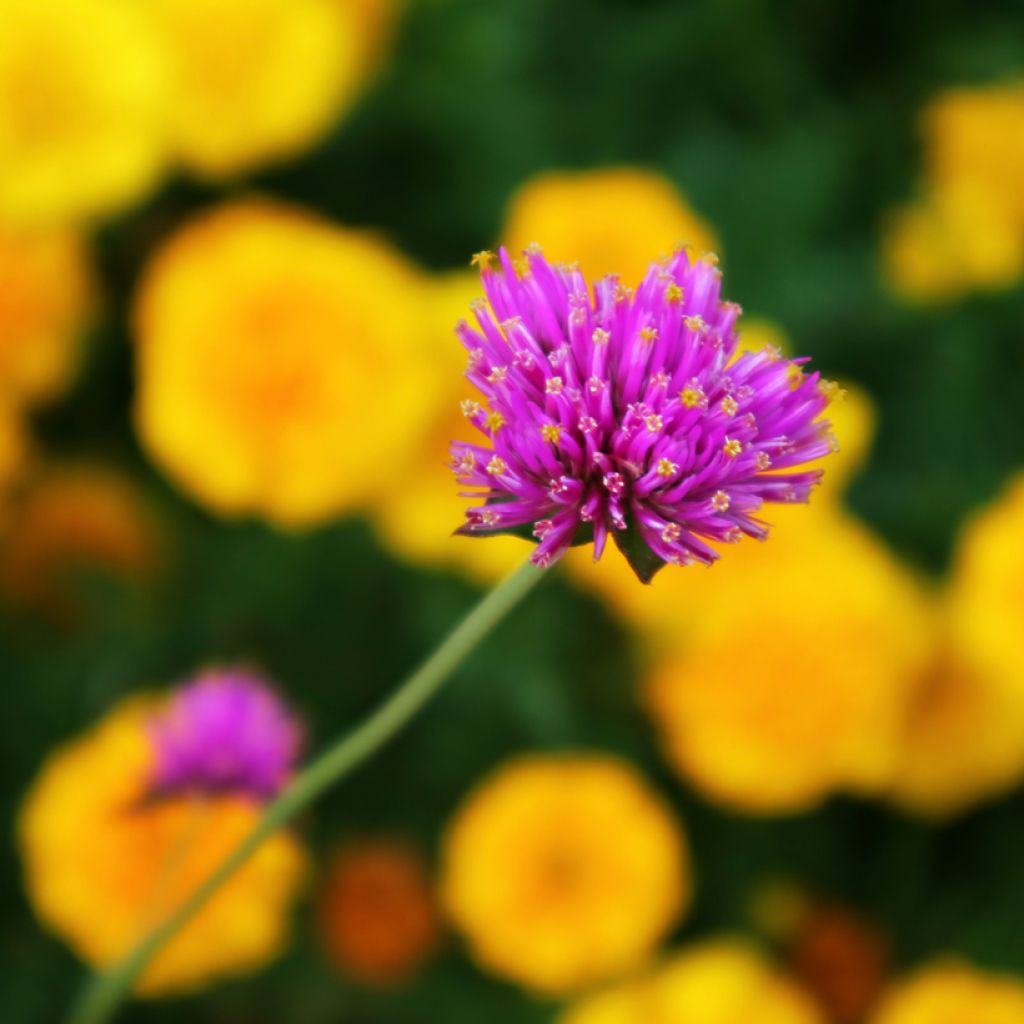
[
  {"left": 884, "top": 640, "right": 1024, "bottom": 819},
  {"left": 0, "top": 0, "right": 169, "bottom": 226},
  {"left": 0, "top": 463, "right": 160, "bottom": 622},
  {"left": 18, "top": 698, "right": 307, "bottom": 996},
  {"left": 884, "top": 474, "right": 1024, "bottom": 818},
  {"left": 947, "top": 473, "right": 1024, "bottom": 689},
  {"left": 644, "top": 518, "right": 932, "bottom": 814},
  {"left": 561, "top": 940, "right": 824, "bottom": 1024},
  {"left": 372, "top": 271, "right": 531, "bottom": 580},
  {"left": 0, "top": 228, "right": 94, "bottom": 407},
  {"left": 317, "top": 837, "right": 441, "bottom": 987},
  {"left": 134, "top": 199, "right": 431, "bottom": 527},
  {"left": 923, "top": 84, "right": 1024, "bottom": 224},
  {"left": 870, "top": 962, "right": 1024, "bottom": 1024},
  {"left": 152, "top": 0, "right": 388, "bottom": 179},
  {"left": 882, "top": 182, "right": 1024, "bottom": 301},
  {"left": 502, "top": 168, "right": 718, "bottom": 285},
  {"left": 882, "top": 82, "right": 1024, "bottom": 302},
  {"left": 440, "top": 754, "right": 690, "bottom": 995}
]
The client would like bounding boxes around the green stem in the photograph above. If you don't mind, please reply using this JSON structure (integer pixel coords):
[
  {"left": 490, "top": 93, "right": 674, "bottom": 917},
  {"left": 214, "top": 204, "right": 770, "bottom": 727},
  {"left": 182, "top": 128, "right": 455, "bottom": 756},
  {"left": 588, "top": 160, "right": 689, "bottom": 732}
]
[{"left": 67, "top": 559, "right": 546, "bottom": 1024}]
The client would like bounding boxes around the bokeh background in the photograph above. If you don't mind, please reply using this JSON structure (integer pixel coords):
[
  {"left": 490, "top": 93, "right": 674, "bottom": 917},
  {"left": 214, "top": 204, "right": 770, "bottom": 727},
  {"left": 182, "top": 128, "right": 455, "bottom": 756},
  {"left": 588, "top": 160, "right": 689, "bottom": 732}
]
[{"left": 2, "top": 0, "right": 1024, "bottom": 1022}]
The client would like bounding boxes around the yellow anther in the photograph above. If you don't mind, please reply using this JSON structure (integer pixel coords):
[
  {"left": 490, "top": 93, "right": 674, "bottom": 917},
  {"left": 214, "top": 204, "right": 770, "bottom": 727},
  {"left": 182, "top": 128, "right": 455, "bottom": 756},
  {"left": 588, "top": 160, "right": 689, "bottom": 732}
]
[
  {"left": 545, "top": 376, "right": 564, "bottom": 395},
  {"left": 756, "top": 451, "right": 772, "bottom": 470},
  {"left": 487, "top": 365, "right": 508, "bottom": 384},
  {"left": 680, "top": 385, "right": 705, "bottom": 409},
  {"left": 720, "top": 395, "right": 739, "bottom": 416},
  {"left": 460, "top": 399, "right": 481, "bottom": 418},
  {"left": 541, "top": 423, "right": 563, "bottom": 444},
  {"left": 787, "top": 364, "right": 804, "bottom": 389},
  {"left": 486, "top": 456, "right": 508, "bottom": 476},
  {"left": 723, "top": 438, "right": 743, "bottom": 458},
  {"left": 513, "top": 258, "right": 529, "bottom": 276},
  {"left": 662, "top": 522, "right": 682, "bottom": 543},
  {"left": 818, "top": 378, "right": 847, "bottom": 403},
  {"left": 525, "top": 242, "right": 543, "bottom": 255},
  {"left": 480, "top": 508, "right": 501, "bottom": 527},
  {"left": 470, "top": 250, "right": 495, "bottom": 270},
  {"left": 644, "top": 413, "right": 663, "bottom": 433},
  {"left": 711, "top": 490, "right": 731, "bottom": 512},
  {"left": 486, "top": 411, "right": 505, "bottom": 432},
  {"left": 665, "top": 282, "right": 684, "bottom": 303},
  {"left": 762, "top": 344, "right": 782, "bottom": 362},
  {"left": 656, "top": 457, "right": 678, "bottom": 478},
  {"left": 684, "top": 315, "right": 707, "bottom": 333},
  {"left": 614, "top": 283, "right": 634, "bottom": 303},
  {"left": 592, "top": 328, "right": 610, "bottom": 345},
  {"left": 639, "top": 326, "right": 658, "bottom": 344},
  {"left": 700, "top": 251, "right": 720, "bottom": 266}
]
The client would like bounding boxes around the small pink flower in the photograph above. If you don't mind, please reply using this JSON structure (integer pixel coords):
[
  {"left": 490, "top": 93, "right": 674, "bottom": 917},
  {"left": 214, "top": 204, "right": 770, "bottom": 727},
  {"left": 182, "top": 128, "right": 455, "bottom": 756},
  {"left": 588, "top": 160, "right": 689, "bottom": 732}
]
[{"left": 148, "top": 668, "right": 303, "bottom": 799}]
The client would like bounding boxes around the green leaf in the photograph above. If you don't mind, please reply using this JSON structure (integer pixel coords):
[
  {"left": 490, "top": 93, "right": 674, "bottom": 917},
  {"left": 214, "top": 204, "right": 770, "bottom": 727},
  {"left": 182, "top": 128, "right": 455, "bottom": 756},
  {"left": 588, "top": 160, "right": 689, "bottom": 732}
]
[{"left": 612, "top": 523, "right": 667, "bottom": 584}]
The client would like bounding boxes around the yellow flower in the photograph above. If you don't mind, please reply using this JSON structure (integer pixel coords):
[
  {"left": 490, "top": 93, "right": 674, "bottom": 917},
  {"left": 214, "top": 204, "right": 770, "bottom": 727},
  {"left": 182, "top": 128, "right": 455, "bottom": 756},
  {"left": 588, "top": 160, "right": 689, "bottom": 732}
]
[
  {"left": 884, "top": 639, "right": 1024, "bottom": 819},
  {"left": 371, "top": 271, "right": 531, "bottom": 580},
  {"left": 0, "top": 228, "right": 94, "bottom": 407},
  {"left": 0, "top": 463, "right": 159, "bottom": 622},
  {"left": 502, "top": 167, "right": 718, "bottom": 285},
  {"left": 882, "top": 183, "right": 1024, "bottom": 301},
  {"left": 440, "top": 754, "right": 690, "bottom": 995},
  {"left": 18, "top": 698, "right": 307, "bottom": 996},
  {"left": 882, "top": 83, "right": 1024, "bottom": 301},
  {"left": 317, "top": 837, "right": 441, "bottom": 987},
  {"left": 133, "top": 199, "right": 432, "bottom": 527},
  {"left": 884, "top": 473, "right": 1024, "bottom": 818},
  {"left": 644, "top": 518, "right": 931, "bottom": 814},
  {"left": 0, "top": 0, "right": 169, "bottom": 226},
  {"left": 561, "top": 940, "right": 824, "bottom": 1024},
  {"left": 870, "top": 962, "right": 1024, "bottom": 1024},
  {"left": 947, "top": 473, "right": 1024, "bottom": 688},
  {"left": 922, "top": 84, "right": 1024, "bottom": 225},
  {"left": 152, "top": 0, "right": 393, "bottom": 179}
]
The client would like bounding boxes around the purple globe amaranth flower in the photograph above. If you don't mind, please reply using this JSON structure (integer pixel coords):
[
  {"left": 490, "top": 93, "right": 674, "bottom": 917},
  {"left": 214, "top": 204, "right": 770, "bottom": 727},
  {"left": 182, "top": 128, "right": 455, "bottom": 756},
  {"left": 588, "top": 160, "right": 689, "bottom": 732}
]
[
  {"left": 148, "top": 668, "right": 303, "bottom": 799},
  {"left": 450, "top": 245, "right": 839, "bottom": 581}
]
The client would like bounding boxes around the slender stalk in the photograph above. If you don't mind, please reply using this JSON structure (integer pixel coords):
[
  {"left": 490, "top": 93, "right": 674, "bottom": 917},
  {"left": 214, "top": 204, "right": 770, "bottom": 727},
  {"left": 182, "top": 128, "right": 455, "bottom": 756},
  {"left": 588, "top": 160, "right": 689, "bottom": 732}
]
[{"left": 67, "top": 559, "right": 546, "bottom": 1024}]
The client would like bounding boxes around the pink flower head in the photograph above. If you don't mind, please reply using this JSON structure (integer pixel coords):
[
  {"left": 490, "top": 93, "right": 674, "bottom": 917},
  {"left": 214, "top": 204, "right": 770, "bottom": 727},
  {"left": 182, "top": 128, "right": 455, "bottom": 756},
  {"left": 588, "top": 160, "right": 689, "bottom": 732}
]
[
  {"left": 148, "top": 667, "right": 303, "bottom": 799},
  {"left": 450, "top": 246, "right": 837, "bottom": 581}
]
